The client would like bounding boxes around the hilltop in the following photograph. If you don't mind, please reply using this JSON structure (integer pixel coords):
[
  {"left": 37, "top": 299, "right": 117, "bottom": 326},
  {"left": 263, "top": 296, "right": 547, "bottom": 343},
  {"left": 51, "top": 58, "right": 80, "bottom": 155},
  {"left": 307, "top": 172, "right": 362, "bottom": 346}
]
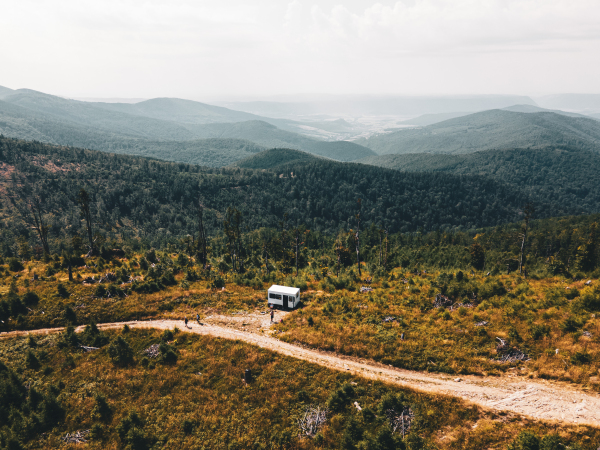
[
  {"left": 357, "top": 109, "right": 600, "bottom": 155},
  {"left": 231, "top": 148, "right": 322, "bottom": 169}
]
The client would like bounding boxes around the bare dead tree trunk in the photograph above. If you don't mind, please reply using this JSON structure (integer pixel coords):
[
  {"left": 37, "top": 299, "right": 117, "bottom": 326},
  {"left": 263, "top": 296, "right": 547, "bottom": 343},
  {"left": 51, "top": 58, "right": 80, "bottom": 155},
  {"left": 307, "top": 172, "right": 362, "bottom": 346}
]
[
  {"left": 378, "top": 228, "right": 383, "bottom": 267},
  {"left": 9, "top": 186, "right": 51, "bottom": 256},
  {"left": 264, "top": 244, "right": 270, "bottom": 276},
  {"left": 197, "top": 200, "right": 208, "bottom": 269},
  {"left": 336, "top": 238, "right": 341, "bottom": 277},
  {"left": 355, "top": 199, "right": 362, "bottom": 277},
  {"left": 77, "top": 189, "right": 96, "bottom": 256},
  {"left": 518, "top": 203, "right": 535, "bottom": 276},
  {"left": 384, "top": 228, "right": 389, "bottom": 269}
]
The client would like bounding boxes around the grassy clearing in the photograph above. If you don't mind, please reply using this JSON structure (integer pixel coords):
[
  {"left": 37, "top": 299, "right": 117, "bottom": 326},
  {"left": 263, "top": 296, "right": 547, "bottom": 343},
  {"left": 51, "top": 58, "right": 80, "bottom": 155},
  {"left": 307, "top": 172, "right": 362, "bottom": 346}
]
[
  {"left": 1, "top": 254, "right": 600, "bottom": 389},
  {"left": 1, "top": 327, "right": 599, "bottom": 450}
]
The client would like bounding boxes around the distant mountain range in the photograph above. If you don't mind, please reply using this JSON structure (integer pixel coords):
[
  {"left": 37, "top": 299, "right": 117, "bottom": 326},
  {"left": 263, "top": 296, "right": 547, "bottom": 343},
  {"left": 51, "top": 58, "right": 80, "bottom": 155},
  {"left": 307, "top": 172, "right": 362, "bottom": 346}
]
[
  {"left": 357, "top": 109, "right": 600, "bottom": 155},
  {"left": 218, "top": 94, "right": 538, "bottom": 119},
  {"left": 0, "top": 87, "right": 375, "bottom": 165},
  {"left": 398, "top": 104, "right": 597, "bottom": 127}
]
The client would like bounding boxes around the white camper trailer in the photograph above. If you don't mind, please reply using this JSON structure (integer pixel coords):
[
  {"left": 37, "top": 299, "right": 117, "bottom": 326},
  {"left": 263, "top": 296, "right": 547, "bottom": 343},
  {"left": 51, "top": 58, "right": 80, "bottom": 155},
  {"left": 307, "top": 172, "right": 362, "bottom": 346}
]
[{"left": 268, "top": 285, "right": 300, "bottom": 309}]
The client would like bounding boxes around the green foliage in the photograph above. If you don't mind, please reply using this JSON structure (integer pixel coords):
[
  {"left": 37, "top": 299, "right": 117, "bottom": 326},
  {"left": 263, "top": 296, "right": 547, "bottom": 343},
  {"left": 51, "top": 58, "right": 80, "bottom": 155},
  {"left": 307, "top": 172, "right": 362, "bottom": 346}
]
[
  {"left": 116, "top": 410, "right": 148, "bottom": 450},
  {"left": 57, "top": 325, "right": 80, "bottom": 348},
  {"left": 326, "top": 383, "right": 355, "bottom": 413},
  {"left": 91, "top": 393, "right": 112, "bottom": 421},
  {"left": 56, "top": 283, "right": 69, "bottom": 298},
  {"left": 107, "top": 336, "right": 134, "bottom": 366},
  {"left": 508, "top": 431, "right": 540, "bottom": 450},
  {"left": 7, "top": 258, "right": 24, "bottom": 272},
  {"left": 22, "top": 291, "right": 39, "bottom": 306},
  {"left": 64, "top": 305, "right": 77, "bottom": 324},
  {"left": 158, "top": 342, "right": 177, "bottom": 365}
]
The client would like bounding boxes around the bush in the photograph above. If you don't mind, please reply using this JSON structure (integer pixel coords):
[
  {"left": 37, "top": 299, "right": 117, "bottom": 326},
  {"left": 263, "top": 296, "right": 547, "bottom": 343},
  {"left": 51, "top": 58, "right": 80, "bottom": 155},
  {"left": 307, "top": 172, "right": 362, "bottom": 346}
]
[
  {"left": 64, "top": 306, "right": 77, "bottom": 324},
  {"left": 181, "top": 419, "right": 195, "bottom": 434},
  {"left": 107, "top": 336, "right": 134, "bottom": 366},
  {"left": 8, "top": 258, "right": 24, "bottom": 272},
  {"left": 560, "top": 317, "right": 580, "bottom": 333},
  {"left": 92, "top": 393, "right": 112, "bottom": 421},
  {"left": 90, "top": 423, "right": 104, "bottom": 440},
  {"left": 80, "top": 321, "right": 110, "bottom": 347},
  {"left": 570, "top": 351, "right": 591, "bottom": 365},
  {"left": 145, "top": 249, "right": 158, "bottom": 264},
  {"left": 117, "top": 410, "right": 148, "bottom": 450},
  {"left": 530, "top": 324, "right": 551, "bottom": 340},
  {"left": 22, "top": 292, "right": 39, "bottom": 306},
  {"left": 161, "top": 329, "right": 174, "bottom": 342},
  {"left": 57, "top": 325, "right": 80, "bottom": 348},
  {"left": 326, "top": 383, "right": 355, "bottom": 413},
  {"left": 508, "top": 431, "right": 540, "bottom": 450},
  {"left": 25, "top": 350, "right": 40, "bottom": 370},
  {"left": 211, "top": 276, "right": 225, "bottom": 289},
  {"left": 158, "top": 342, "right": 177, "bottom": 365}
]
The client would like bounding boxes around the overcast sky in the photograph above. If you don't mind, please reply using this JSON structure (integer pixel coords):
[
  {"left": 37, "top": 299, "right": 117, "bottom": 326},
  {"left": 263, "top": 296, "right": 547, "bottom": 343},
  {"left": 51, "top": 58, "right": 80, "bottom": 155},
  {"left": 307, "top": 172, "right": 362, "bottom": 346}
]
[{"left": 1, "top": 0, "right": 599, "bottom": 99}]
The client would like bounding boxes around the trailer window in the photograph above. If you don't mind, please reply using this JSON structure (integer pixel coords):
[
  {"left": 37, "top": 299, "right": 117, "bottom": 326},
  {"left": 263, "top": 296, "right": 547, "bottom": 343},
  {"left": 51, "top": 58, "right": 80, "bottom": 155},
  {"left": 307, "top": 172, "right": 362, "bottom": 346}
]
[{"left": 269, "top": 293, "right": 282, "bottom": 300}]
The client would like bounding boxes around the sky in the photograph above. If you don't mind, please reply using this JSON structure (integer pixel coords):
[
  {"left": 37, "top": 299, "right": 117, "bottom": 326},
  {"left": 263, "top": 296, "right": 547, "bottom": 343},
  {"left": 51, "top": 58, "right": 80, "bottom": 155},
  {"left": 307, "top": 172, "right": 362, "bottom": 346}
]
[{"left": 1, "top": 0, "right": 599, "bottom": 99}]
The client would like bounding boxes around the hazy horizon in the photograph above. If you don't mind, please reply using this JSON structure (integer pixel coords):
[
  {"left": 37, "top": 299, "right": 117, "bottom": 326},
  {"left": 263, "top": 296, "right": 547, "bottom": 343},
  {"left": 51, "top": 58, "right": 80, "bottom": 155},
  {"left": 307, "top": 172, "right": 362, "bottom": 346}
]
[{"left": 2, "top": 0, "right": 600, "bottom": 100}]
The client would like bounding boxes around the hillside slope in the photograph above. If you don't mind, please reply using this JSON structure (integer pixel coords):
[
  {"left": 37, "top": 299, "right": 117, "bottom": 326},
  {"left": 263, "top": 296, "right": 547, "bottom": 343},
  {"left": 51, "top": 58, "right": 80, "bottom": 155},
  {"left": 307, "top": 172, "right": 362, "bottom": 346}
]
[
  {"left": 181, "top": 120, "right": 376, "bottom": 161},
  {"left": 358, "top": 110, "right": 600, "bottom": 155},
  {"left": 0, "top": 137, "right": 552, "bottom": 248},
  {"left": 359, "top": 146, "right": 600, "bottom": 213},
  {"left": 0, "top": 96, "right": 373, "bottom": 163},
  {"left": 232, "top": 148, "right": 322, "bottom": 169}
]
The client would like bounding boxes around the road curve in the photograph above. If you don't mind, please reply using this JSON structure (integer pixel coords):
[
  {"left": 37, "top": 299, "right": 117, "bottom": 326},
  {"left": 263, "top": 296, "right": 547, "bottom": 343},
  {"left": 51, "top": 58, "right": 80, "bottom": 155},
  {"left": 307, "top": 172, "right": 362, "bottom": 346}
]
[{"left": 2, "top": 319, "right": 600, "bottom": 428}]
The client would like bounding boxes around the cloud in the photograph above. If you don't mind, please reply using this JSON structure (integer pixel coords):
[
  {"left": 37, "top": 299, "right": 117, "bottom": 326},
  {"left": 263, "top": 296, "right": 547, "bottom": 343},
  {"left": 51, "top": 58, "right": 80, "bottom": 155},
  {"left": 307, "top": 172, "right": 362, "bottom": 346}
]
[{"left": 0, "top": 0, "right": 599, "bottom": 96}]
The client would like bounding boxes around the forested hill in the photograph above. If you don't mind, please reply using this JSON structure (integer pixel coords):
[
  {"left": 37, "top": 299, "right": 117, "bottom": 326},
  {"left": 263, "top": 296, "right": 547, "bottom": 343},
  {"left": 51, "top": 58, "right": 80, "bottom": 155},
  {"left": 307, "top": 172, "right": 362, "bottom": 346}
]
[
  {"left": 357, "top": 109, "right": 600, "bottom": 155},
  {"left": 0, "top": 137, "right": 553, "bottom": 252},
  {"left": 359, "top": 146, "right": 600, "bottom": 214},
  {"left": 231, "top": 148, "right": 322, "bottom": 169},
  {"left": 0, "top": 89, "right": 375, "bottom": 164}
]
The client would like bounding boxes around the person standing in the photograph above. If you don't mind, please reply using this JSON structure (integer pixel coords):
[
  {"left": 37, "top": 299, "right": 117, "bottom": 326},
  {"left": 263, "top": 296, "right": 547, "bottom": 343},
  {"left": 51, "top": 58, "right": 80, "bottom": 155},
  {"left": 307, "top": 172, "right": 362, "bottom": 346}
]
[
  {"left": 184, "top": 317, "right": 188, "bottom": 328},
  {"left": 270, "top": 309, "right": 274, "bottom": 323}
]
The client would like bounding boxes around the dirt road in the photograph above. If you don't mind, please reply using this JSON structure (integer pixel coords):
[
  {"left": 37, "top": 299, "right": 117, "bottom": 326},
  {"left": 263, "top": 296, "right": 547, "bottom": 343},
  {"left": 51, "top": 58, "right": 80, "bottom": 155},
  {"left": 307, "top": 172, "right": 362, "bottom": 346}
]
[{"left": 3, "top": 317, "right": 600, "bottom": 428}]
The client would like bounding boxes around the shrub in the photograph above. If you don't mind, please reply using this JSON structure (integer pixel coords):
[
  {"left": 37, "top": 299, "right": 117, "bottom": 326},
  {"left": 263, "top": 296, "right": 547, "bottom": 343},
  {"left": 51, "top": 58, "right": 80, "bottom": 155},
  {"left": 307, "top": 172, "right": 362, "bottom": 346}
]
[
  {"left": 25, "top": 350, "right": 40, "bottom": 370},
  {"left": 92, "top": 393, "right": 112, "bottom": 421},
  {"left": 560, "top": 317, "right": 580, "bottom": 333},
  {"left": 8, "top": 258, "right": 24, "bottom": 272},
  {"left": 326, "top": 383, "right": 355, "bottom": 413},
  {"left": 94, "top": 285, "right": 107, "bottom": 297},
  {"left": 107, "top": 336, "right": 134, "bottom": 366},
  {"left": 56, "top": 283, "right": 70, "bottom": 298},
  {"left": 181, "top": 419, "right": 195, "bottom": 435},
  {"left": 158, "top": 342, "right": 177, "bottom": 365},
  {"left": 22, "top": 292, "right": 39, "bottom": 306},
  {"left": 508, "top": 431, "right": 540, "bottom": 450},
  {"left": 161, "top": 329, "right": 174, "bottom": 342},
  {"left": 116, "top": 410, "right": 148, "bottom": 450},
  {"left": 530, "top": 324, "right": 551, "bottom": 340},
  {"left": 57, "top": 325, "right": 80, "bottom": 348},
  {"left": 64, "top": 306, "right": 77, "bottom": 324},
  {"left": 80, "top": 321, "right": 110, "bottom": 347},
  {"left": 570, "top": 351, "right": 591, "bottom": 365},
  {"left": 145, "top": 249, "right": 158, "bottom": 264},
  {"left": 540, "top": 434, "right": 564, "bottom": 450},
  {"left": 90, "top": 423, "right": 104, "bottom": 440}
]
